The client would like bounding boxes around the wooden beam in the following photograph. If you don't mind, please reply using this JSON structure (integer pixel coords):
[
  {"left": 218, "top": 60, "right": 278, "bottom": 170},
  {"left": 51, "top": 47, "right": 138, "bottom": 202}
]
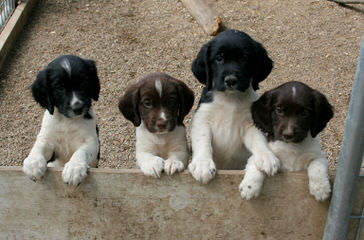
[
  {"left": 181, "top": 0, "right": 222, "bottom": 36},
  {"left": 0, "top": 0, "right": 38, "bottom": 72}
]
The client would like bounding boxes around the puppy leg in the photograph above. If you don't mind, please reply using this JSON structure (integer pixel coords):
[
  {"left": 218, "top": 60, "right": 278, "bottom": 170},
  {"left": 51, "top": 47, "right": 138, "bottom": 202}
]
[
  {"left": 62, "top": 138, "right": 99, "bottom": 186},
  {"left": 239, "top": 156, "right": 266, "bottom": 200},
  {"left": 243, "top": 126, "right": 279, "bottom": 176},
  {"left": 307, "top": 157, "right": 331, "bottom": 201},
  {"left": 23, "top": 136, "right": 53, "bottom": 181},
  {"left": 136, "top": 152, "right": 165, "bottom": 178},
  {"left": 165, "top": 150, "right": 188, "bottom": 176},
  {"left": 188, "top": 113, "right": 216, "bottom": 184}
]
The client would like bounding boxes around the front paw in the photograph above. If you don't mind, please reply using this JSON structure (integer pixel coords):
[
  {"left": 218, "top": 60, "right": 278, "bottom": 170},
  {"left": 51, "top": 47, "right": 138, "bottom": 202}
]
[
  {"left": 239, "top": 177, "right": 263, "bottom": 200},
  {"left": 164, "top": 159, "right": 185, "bottom": 176},
  {"left": 139, "top": 157, "right": 165, "bottom": 178},
  {"left": 23, "top": 155, "right": 47, "bottom": 181},
  {"left": 188, "top": 158, "right": 216, "bottom": 184},
  {"left": 309, "top": 177, "right": 331, "bottom": 201},
  {"left": 62, "top": 160, "right": 89, "bottom": 186},
  {"left": 254, "top": 151, "right": 280, "bottom": 176}
]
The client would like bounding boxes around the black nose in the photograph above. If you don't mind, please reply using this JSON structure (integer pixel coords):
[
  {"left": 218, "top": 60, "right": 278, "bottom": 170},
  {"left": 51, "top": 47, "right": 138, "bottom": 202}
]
[
  {"left": 282, "top": 127, "right": 295, "bottom": 141},
  {"left": 224, "top": 75, "right": 237, "bottom": 88}
]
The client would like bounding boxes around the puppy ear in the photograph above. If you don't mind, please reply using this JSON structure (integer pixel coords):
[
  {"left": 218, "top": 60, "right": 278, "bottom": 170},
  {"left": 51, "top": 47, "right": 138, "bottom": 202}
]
[
  {"left": 177, "top": 81, "right": 195, "bottom": 123},
  {"left": 251, "top": 91, "right": 274, "bottom": 137},
  {"left": 118, "top": 84, "right": 141, "bottom": 127},
  {"left": 192, "top": 44, "right": 212, "bottom": 90},
  {"left": 85, "top": 60, "right": 100, "bottom": 101},
  {"left": 31, "top": 69, "right": 55, "bottom": 114},
  {"left": 311, "top": 90, "right": 334, "bottom": 137},
  {"left": 251, "top": 42, "right": 273, "bottom": 90}
]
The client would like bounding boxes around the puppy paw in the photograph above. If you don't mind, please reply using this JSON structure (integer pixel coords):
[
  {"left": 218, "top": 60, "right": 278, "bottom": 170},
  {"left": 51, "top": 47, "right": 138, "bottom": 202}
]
[
  {"left": 239, "top": 177, "right": 263, "bottom": 200},
  {"left": 254, "top": 151, "right": 280, "bottom": 176},
  {"left": 62, "top": 160, "right": 89, "bottom": 186},
  {"left": 164, "top": 159, "right": 185, "bottom": 176},
  {"left": 139, "top": 157, "right": 165, "bottom": 178},
  {"left": 23, "top": 155, "right": 47, "bottom": 181},
  {"left": 188, "top": 158, "right": 216, "bottom": 184},
  {"left": 309, "top": 177, "right": 331, "bottom": 201}
]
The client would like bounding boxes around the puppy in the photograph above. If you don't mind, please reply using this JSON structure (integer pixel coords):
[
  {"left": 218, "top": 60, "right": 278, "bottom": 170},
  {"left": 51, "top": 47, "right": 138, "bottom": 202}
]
[
  {"left": 188, "top": 29, "right": 280, "bottom": 184},
  {"left": 23, "top": 55, "right": 100, "bottom": 186},
  {"left": 118, "top": 72, "right": 194, "bottom": 177},
  {"left": 240, "top": 81, "right": 333, "bottom": 201}
]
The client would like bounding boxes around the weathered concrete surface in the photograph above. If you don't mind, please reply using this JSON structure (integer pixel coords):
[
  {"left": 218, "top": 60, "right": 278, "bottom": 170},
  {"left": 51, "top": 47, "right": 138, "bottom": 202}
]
[{"left": 0, "top": 167, "right": 360, "bottom": 240}]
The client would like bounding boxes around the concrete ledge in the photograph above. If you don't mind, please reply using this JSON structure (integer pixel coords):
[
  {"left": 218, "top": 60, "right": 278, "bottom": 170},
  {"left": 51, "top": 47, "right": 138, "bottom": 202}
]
[
  {"left": 0, "top": 0, "right": 38, "bottom": 72},
  {"left": 0, "top": 166, "right": 336, "bottom": 239}
]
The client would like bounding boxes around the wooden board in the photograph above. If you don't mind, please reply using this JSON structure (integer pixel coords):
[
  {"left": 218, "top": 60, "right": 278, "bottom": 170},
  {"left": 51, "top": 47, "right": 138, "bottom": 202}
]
[
  {"left": 0, "top": 0, "right": 38, "bottom": 72},
  {"left": 0, "top": 167, "right": 339, "bottom": 239}
]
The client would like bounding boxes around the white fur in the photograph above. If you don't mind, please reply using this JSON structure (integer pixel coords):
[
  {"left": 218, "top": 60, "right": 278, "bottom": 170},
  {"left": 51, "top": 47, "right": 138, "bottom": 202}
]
[
  {"left": 136, "top": 122, "right": 189, "bottom": 177},
  {"left": 160, "top": 111, "right": 167, "bottom": 121},
  {"left": 61, "top": 58, "right": 71, "bottom": 76},
  {"left": 188, "top": 86, "right": 280, "bottom": 184},
  {"left": 155, "top": 79, "right": 162, "bottom": 97},
  {"left": 292, "top": 86, "right": 296, "bottom": 98},
  {"left": 23, "top": 108, "right": 99, "bottom": 186},
  {"left": 70, "top": 92, "right": 82, "bottom": 108},
  {"left": 240, "top": 135, "right": 331, "bottom": 201}
]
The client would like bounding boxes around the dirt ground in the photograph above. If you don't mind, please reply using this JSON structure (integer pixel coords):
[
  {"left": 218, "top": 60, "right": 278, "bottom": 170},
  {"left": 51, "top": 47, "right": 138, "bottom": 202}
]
[{"left": 0, "top": 0, "right": 363, "bottom": 173}]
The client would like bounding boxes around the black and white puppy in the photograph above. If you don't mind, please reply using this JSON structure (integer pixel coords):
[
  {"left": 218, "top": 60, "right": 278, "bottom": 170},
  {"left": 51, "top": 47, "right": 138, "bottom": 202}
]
[
  {"left": 240, "top": 81, "right": 333, "bottom": 201},
  {"left": 188, "top": 29, "right": 279, "bottom": 184},
  {"left": 119, "top": 72, "right": 194, "bottom": 178},
  {"left": 23, "top": 55, "right": 100, "bottom": 186}
]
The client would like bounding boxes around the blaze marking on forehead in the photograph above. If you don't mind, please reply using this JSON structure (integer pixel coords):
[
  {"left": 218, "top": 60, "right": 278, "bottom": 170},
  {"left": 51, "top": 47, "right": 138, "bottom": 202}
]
[
  {"left": 160, "top": 111, "right": 167, "bottom": 120},
  {"left": 61, "top": 58, "right": 72, "bottom": 77},
  {"left": 292, "top": 86, "right": 296, "bottom": 98},
  {"left": 155, "top": 79, "right": 163, "bottom": 97},
  {"left": 71, "top": 92, "right": 82, "bottom": 107}
]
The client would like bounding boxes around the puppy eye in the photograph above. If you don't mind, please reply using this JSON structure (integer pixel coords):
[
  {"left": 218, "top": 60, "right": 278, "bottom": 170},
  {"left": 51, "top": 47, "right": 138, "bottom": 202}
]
[
  {"left": 215, "top": 54, "right": 224, "bottom": 63},
  {"left": 143, "top": 100, "right": 153, "bottom": 109},
  {"left": 275, "top": 107, "right": 284, "bottom": 116}
]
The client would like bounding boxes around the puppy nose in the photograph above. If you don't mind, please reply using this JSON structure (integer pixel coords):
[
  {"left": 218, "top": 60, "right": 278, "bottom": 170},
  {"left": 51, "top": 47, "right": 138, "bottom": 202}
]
[
  {"left": 156, "top": 119, "right": 167, "bottom": 129},
  {"left": 224, "top": 75, "right": 237, "bottom": 88},
  {"left": 282, "top": 127, "right": 295, "bottom": 140}
]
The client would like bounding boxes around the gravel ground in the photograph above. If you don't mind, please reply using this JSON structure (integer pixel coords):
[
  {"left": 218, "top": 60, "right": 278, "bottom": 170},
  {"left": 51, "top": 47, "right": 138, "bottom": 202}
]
[{"left": 0, "top": 0, "right": 363, "bottom": 173}]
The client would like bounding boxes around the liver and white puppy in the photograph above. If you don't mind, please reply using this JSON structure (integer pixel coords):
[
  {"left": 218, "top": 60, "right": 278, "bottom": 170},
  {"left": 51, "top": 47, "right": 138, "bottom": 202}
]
[
  {"left": 188, "top": 29, "right": 279, "bottom": 184},
  {"left": 240, "top": 81, "right": 333, "bottom": 201},
  {"left": 119, "top": 72, "right": 194, "bottom": 177},
  {"left": 23, "top": 55, "right": 100, "bottom": 186}
]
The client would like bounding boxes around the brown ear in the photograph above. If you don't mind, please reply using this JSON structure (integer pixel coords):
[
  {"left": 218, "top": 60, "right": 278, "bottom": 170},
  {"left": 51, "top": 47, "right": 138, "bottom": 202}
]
[
  {"left": 251, "top": 90, "right": 275, "bottom": 137},
  {"left": 118, "top": 84, "right": 141, "bottom": 126},
  {"left": 310, "top": 90, "right": 334, "bottom": 137},
  {"left": 176, "top": 80, "right": 195, "bottom": 123}
]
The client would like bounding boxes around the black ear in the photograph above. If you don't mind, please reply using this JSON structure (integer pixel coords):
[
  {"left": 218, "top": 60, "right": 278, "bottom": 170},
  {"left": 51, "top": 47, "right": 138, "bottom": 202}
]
[
  {"left": 31, "top": 69, "right": 54, "bottom": 114},
  {"left": 177, "top": 81, "right": 195, "bottom": 123},
  {"left": 192, "top": 44, "right": 212, "bottom": 89},
  {"left": 251, "top": 91, "right": 274, "bottom": 137},
  {"left": 311, "top": 90, "right": 334, "bottom": 137},
  {"left": 251, "top": 42, "right": 273, "bottom": 90},
  {"left": 85, "top": 60, "right": 100, "bottom": 101},
  {"left": 118, "top": 84, "right": 141, "bottom": 127}
]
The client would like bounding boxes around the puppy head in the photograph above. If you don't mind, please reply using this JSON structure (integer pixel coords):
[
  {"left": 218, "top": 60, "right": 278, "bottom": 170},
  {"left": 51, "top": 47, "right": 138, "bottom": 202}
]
[
  {"left": 118, "top": 72, "right": 194, "bottom": 134},
  {"left": 191, "top": 29, "right": 273, "bottom": 92},
  {"left": 31, "top": 55, "right": 100, "bottom": 117},
  {"left": 252, "top": 81, "right": 333, "bottom": 143}
]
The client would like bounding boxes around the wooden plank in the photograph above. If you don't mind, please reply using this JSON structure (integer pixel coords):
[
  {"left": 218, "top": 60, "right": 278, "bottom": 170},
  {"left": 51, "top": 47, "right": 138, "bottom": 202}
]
[
  {"left": 0, "top": 166, "right": 334, "bottom": 239},
  {"left": 181, "top": 0, "right": 222, "bottom": 36},
  {"left": 0, "top": 0, "right": 38, "bottom": 72}
]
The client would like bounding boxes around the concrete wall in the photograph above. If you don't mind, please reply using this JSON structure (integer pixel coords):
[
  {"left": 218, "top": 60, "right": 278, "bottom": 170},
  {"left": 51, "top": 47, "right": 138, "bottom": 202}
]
[{"left": 3, "top": 167, "right": 362, "bottom": 240}]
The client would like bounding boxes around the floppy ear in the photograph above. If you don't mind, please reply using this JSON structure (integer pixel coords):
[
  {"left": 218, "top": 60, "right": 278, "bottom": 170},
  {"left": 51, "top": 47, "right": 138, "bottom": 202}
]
[
  {"left": 191, "top": 44, "right": 213, "bottom": 90},
  {"left": 176, "top": 81, "right": 195, "bottom": 123},
  {"left": 118, "top": 84, "right": 141, "bottom": 127},
  {"left": 251, "top": 42, "right": 273, "bottom": 90},
  {"left": 31, "top": 69, "right": 55, "bottom": 114},
  {"left": 251, "top": 91, "right": 274, "bottom": 137},
  {"left": 310, "top": 90, "right": 334, "bottom": 137},
  {"left": 85, "top": 59, "right": 100, "bottom": 101}
]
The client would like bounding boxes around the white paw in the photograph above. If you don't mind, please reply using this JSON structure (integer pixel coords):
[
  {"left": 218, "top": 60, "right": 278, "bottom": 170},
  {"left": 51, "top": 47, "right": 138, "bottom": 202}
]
[
  {"left": 23, "top": 155, "right": 47, "bottom": 181},
  {"left": 188, "top": 158, "right": 216, "bottom": 184},
  {"left": 164, "top": 159, "right": 185, "bottom": 176},
  {"left": 309, "top": 177, "right": 331, "bottom": 201},
  {"left": 239, "top": 177, "right": 263, "bottom": 200},
  {"left": 62, "top": 160, "right": 89, "bottom": 186},
  {"left": 254, "top": 151, "right": 280, "bottom": 176},
  {"left": 139, "top": 157, "right": 165, "bottom": 178}
]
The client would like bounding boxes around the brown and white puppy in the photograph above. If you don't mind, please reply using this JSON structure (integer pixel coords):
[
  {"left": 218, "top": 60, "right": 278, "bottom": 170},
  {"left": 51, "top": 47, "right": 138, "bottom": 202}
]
[
  {"left": 119, "top": 72, "right": 194, "bottom": 177},
  {"left": 240, "top": 81, "right": 334, "bottom": 201}
]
